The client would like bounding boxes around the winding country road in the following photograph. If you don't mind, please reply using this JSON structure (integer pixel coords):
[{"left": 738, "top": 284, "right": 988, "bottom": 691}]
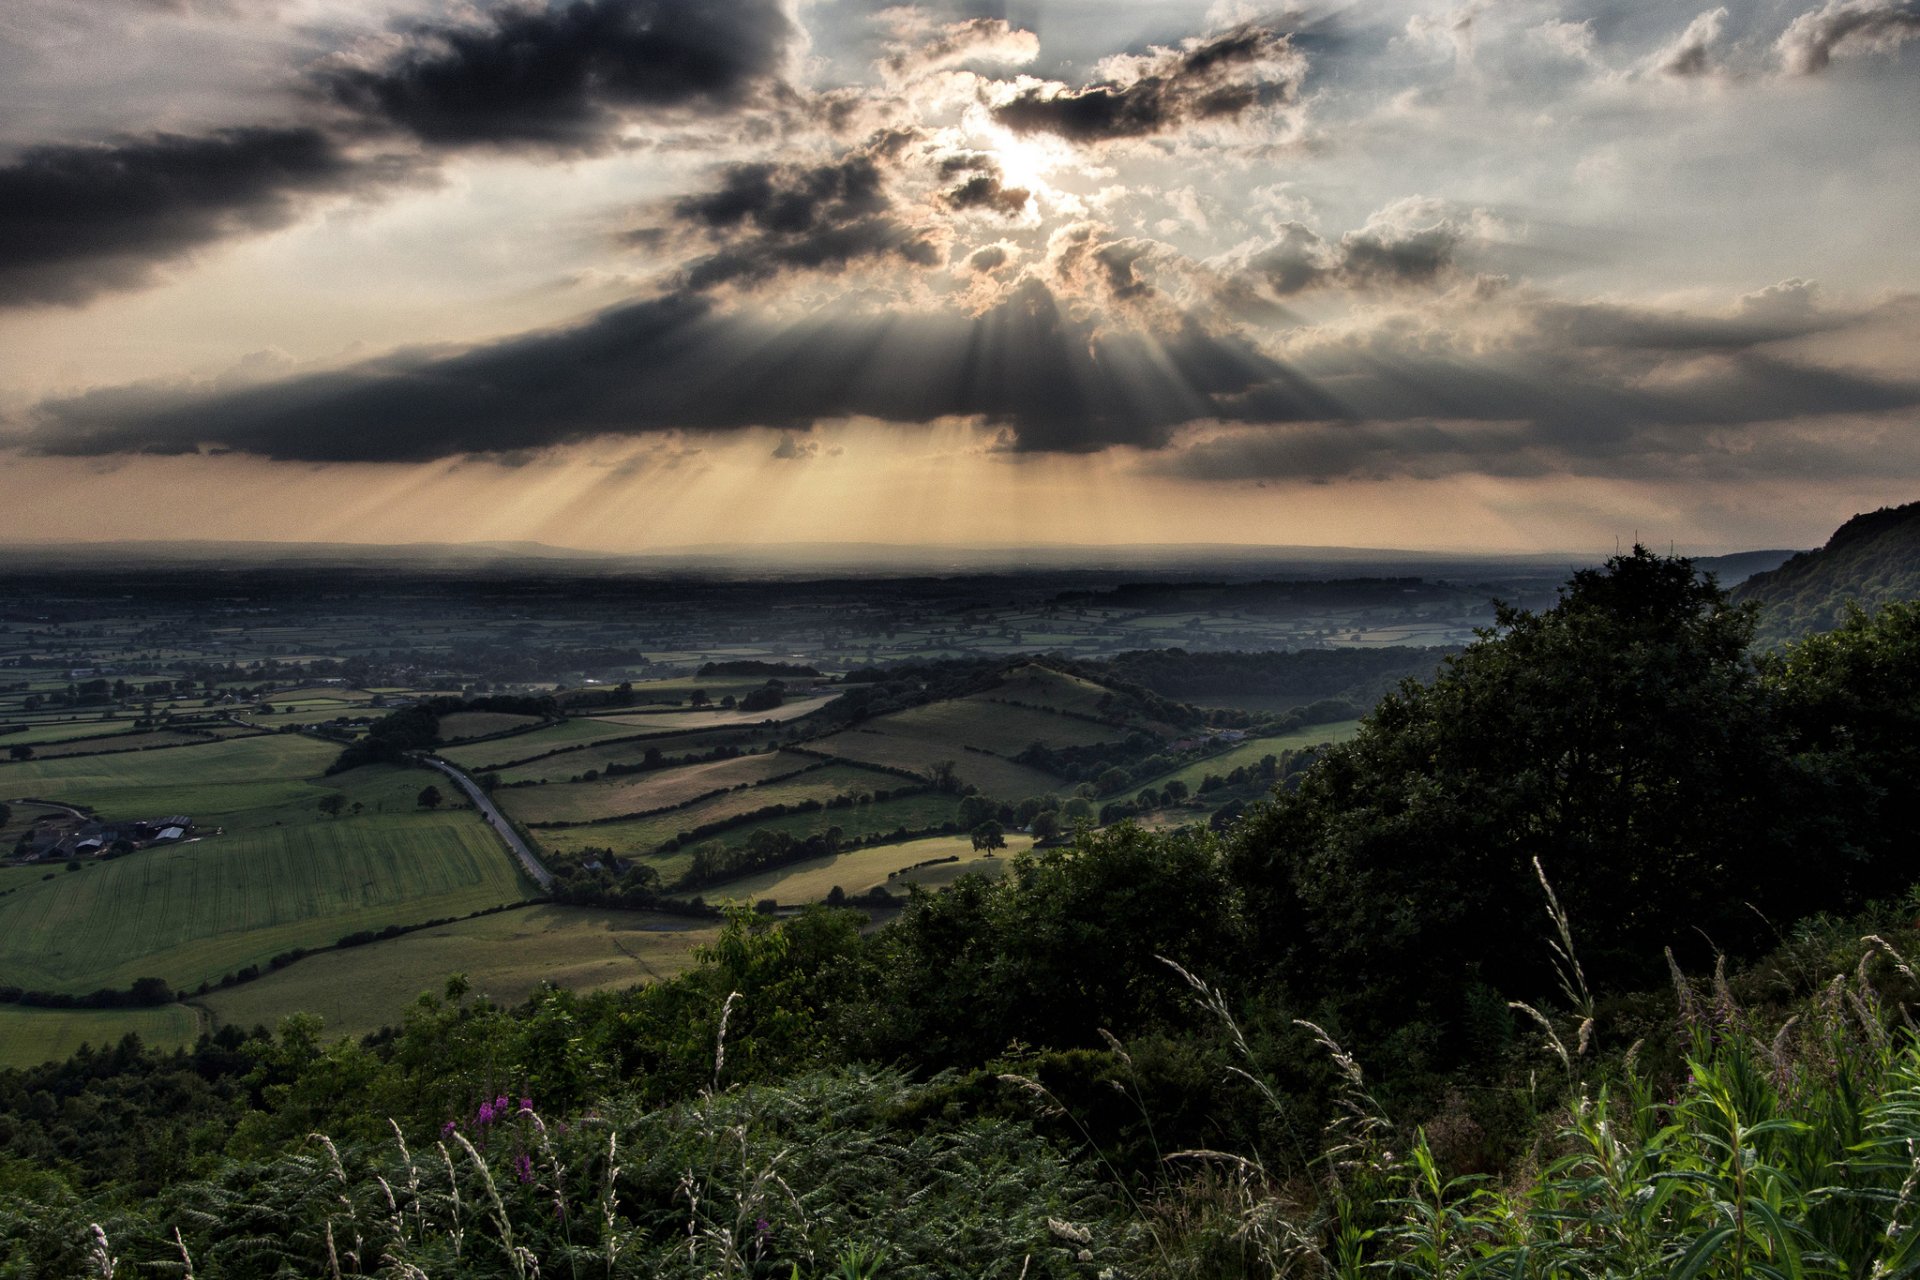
[{"left": 421, "top": 755, "right": 554, "bottom": 891}]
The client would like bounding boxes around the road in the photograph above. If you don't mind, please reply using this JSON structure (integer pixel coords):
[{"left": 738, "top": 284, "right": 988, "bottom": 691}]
[{"left": 421, "top": 755, "right": 554, "bottom": 891}]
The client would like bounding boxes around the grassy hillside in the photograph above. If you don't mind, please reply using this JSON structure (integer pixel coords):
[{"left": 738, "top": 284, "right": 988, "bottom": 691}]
[
  {"left": 198, "top": 906, "right": 717, "bottom": 1041},
  {"left": 0, "top": 1004, "right": 203, "bottom": 1069}
]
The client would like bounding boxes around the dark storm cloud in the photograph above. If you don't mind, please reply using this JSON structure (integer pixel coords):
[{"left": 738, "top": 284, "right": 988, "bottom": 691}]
[
  {"left": 662, "top": 146, "right": 943, "bottom": 289},
  {"left": 992, "top": 24, "right": 1300, "bottom": 143},
  {"left": 944, "top": 173, "right": 1029, "bottom": 217},
  {"left": 0, "top": 127, "right": 371, "bottom": 307},
  {"left": 1777, "top": 0, "right": 1920, "bottom": 73},
  {"left": 1248, "top": 217, "right": 1466, "bottom": 297},
  {"left": 29, "top": 279, "right": 1312, "bottom": 460},
  {"left": 318, "top": 0, "right": 795, "bottom": 153}
]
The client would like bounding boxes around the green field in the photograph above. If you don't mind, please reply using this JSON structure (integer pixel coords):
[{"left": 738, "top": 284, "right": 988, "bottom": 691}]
[
  {"left": 1136, "top": 721, "right": 1363, "bottom": 794},
  {"left": 0, "top": 810, "right": 532, "bottom": 994},
  {"left": 968, "top": 663, "right": 1133, "bottom": 719},
  {"left": 439, "top": 717, "right": 655, "bottom": 769},
  {"left": 498, "top": 751, "right": 811, "bottom": 825},
  {"left": 436, "top": 711, "right": 545, "bottom": 742},
  {"left": 0, "top": 734, "right": 342, "bottom": 818},
  {"left": 707, "top": 832, "right": 1024, "bottom": 905},
  {"left": 198, "top": 906, "right": 718, "bottom": 1041},
  {"left": 0, "top": 1004, "right": 204, "bottom": 1070},
  {"left": 590, "top": 693, "right": 839, "bottom": 731},
  {"left": 809, "top": 720, "right": 1063, "bottom": 801},
  {"left": 20, "top": 729, "right": 212, "bottom": 760},
  {"left": 526, "top": 763, "right": 904, "bottom": 861},
  {"left": 492, "top": 726, "right": 774, "bottom": 784}
]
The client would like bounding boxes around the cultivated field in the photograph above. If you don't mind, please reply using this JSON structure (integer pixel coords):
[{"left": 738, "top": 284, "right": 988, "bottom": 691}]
[
  {"left": 0, "top": 734, "right": 343, "bottom": 819},
  {"left": 0, "top": 811, "right": 531, "bottom": 994},
  {"left": 967, "top": 664, "right": 1131, "bottom": 719},
  {"left": 491, "top": 726, "right": 773, "bottom": 784},
  {"left": 436, "top": 711, "right": 546, "bottom": 742},
  {"left": 439, "top": 717, "right": 655, "bottom": 769},
  {"left": 807, "top": 722, "right": 1063, "bottom": 800},
  {"left": 1136, "top": 721, "right": 1363, "bottom": 794},
  {"left": 706, "top": 832, "right": 1024, "bottom": 905},
  {"left": 590, "top": 693, "right": 839, "bottom": 731},
  {"left": 497, "top": 751, "right": 811, "bottom": 825},
  {"left": 198, "top": 906, "right": 719, "bottom": 1041},
  {"left": 524, "top": 763, "right": 903, "bottom": 860},
  {"left": 0, "top": 1004, "right": 203, "bottom": 1070}
]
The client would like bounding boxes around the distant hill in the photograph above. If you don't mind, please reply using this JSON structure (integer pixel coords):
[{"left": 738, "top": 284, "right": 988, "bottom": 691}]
[{"left": 1735, "top": 501, "right": 1920, "bottom": 641}]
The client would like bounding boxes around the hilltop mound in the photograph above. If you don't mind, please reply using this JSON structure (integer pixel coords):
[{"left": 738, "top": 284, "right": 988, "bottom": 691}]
[{"left": 1735, "top": 501, "right": 1920, "bottom": 640}]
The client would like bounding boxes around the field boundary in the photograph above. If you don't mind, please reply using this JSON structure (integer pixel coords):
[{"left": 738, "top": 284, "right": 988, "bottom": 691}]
[{"left": 521, "top": 758, "right": 830, "bottom": 829}]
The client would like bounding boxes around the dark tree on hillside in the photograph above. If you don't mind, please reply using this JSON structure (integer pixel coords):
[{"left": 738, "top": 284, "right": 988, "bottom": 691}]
[
  {"left": 316, "top": 794, "right": 346, "bottom": 819},
  {"left": 970, "top": 821, "right": 1006, "bottom": 853},
  {"left": 417, "top": 785, "right": 444, "bottom": 810},
  {"left": 9, "top": 744, "right": 30, "bottom": 761},
  {"left": 1227, "top": 546, "right": 1810, "bottom": 1037}
]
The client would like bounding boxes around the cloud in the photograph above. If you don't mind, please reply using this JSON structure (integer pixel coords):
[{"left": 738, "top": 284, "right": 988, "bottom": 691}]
[
  {"left": 663, "top": 140, "right": 944, "bottom": 289},
  {"left": 1245, "top": 199, "right": 1480, "bottom": 298},
  {"left": 878, "top": 14, "right": 1039, "bottom": 81},
  {"left": 1651, "top": 8, "right": 1729, "bottom": 77},
  {"left": 28, "top": 279, "right": 1307, "bottom": 460},
  {"left": 991, "top": 23, "right": 1303, "bottom": 143},
  {"left": 1777, "top": 0, "right": 1920, "bottom": 73},
  {"left": 944, "top": 173, "right": 1030, "bottom": 217},
  {"left": 317, "top": 0, "right": 796, "bottom": 153},
  {"left": 0, "top": 127, "right": 372, "bottom": 307}
]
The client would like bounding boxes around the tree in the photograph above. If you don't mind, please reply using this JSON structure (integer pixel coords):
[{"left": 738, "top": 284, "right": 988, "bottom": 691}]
[
  {"left": 416, "top": 785, "right": 444, "bottom": 810},
  {"left": 970, "top": 821, "right": 1006, "bottom": 853},
  {"left": 1228, "top": 546, "right": 1808, "bottom": 1031},
  {"left": 1162, "top": 779, "right": 1190, "bottom": 804},
  {"left": 689, "top": 689, "right": 710, "bottom": 708},
  {"left": 316, "top": 794, "right": 346, "bottom": 819},
  {"left": 0, "top": 801, "right": 9, "bottom": 830},
  {"left": 927, "top": 760, "right": 960, "bottom": 793},
  {"left": 9, "top": 744, "right": 31, "bottom": 761},
  {"left": 1030, "top": 810, "right": 1062, "bottom": 842},
  {"left": 958, "top": 794, "right": 998, "bottom": 829}
]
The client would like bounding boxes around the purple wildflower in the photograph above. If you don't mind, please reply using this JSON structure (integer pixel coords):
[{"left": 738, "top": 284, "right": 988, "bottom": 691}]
[
  {"left": 756, "top": 1217, "right": 772, "bottom": 1238},
  {"left": 514, "top": 1153, "right": 534, "bottom": 1185},
  {"left": 519, "top": 1096, "right": 533, "bottom": 1113},
  {"left": 441, "top": 1120, "right": 458, "bottom": 1137}
]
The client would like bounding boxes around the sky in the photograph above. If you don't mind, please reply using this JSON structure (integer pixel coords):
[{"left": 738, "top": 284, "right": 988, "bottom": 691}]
[{"left": 2, "top": 0, "right": 1917, "bottom": 554}]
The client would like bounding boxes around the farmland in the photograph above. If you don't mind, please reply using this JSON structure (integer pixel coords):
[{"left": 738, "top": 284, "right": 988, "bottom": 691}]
[
  {"left": 1134, "top": 721, "right": 1363, "bottom": 795},
  {"left": 198, "top": 906, "right": 719, "bottom": 1041},
  {"left": 523, "top": 763, "right": 910, "bottom": 862},
  {"left": 0, "top": 811, "right": 530, "bottom": 994},
  {"left": 497, "top": 751, "right": 811, "bottom": 825},
  {"left": 0, "top": 1005, "right": 203, "bottom": 1069},
  {"left": 0, "top": 552, "right": 1495, "bottom": 1072},
  {"left": 705, "top": 832, "right": 1024, "bottom": 906},
  {"left": 491, "top": 725, "right": 779, "bottom": 784},
  {"left": 808, "top": 723, "right": 1063, "bottom": 800}
]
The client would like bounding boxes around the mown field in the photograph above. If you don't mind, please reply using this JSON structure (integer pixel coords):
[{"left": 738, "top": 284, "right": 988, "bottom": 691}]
[
  {"left": 0, "top": 810, "right": 531, "bottom": 994},
  {"left": 497, "top": 751, "right": 811, "bottom": 825},
  {"left": 0, "top": 1004, "right": 204, "bottom": 1070},
  {"left": 1136, "top": 720, "right": 1363, "bottom": 794},
  {"left": 0, "top": 734, "right": 343, "bottom": 819},
  {"left": 525, "top": 763, "right": 902, "bottom": 861},
  {"left": 706, "top": 832, "right": 1023, "bottom": 905},
  {"left": 197, "top": 906, "right": 719, "bottom": 1041}
]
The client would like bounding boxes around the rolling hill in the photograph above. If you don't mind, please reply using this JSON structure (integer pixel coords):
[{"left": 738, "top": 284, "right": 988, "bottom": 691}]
[{"left": 1735, "top": 501, "right": 1920, "bottom": 641}]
